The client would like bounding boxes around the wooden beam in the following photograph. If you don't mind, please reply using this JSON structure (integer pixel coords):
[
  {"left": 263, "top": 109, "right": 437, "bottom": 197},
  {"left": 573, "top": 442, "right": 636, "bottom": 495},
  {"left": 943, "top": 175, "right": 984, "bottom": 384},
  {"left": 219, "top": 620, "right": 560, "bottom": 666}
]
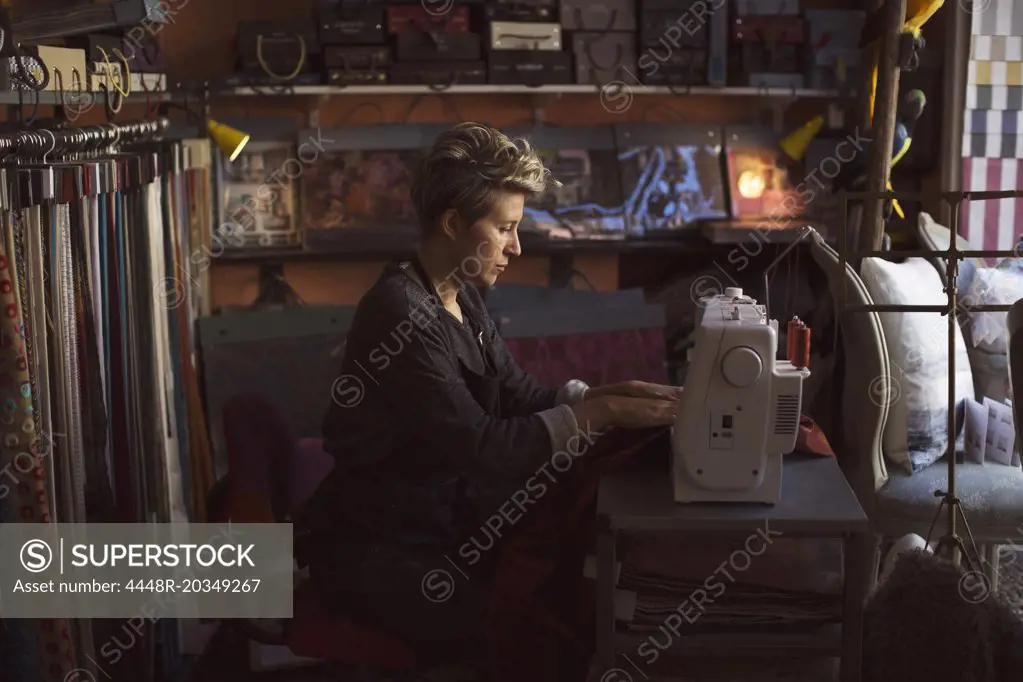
[
  {"left": 938, "top": 3, "right": 971, "bottom": 227},
  {"left": 858, "top": 0, "right": 908, "bottom": 253}
]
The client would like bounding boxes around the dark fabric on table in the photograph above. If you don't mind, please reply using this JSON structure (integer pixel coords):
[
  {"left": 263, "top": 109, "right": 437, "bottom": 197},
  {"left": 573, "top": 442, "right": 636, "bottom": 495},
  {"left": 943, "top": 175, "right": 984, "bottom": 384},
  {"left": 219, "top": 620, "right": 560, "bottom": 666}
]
[
  {"left": 487, "top": 426, "right": 669, "bottom": 682},
  {"left": 503, "top": 328, "right": 668, "bottom": 388}
]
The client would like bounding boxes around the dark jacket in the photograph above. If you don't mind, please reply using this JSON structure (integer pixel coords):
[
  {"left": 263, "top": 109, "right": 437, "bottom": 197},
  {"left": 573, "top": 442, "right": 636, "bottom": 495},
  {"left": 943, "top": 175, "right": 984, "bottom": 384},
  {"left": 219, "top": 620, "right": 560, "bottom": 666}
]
[{"left": 300, "top": 260, "right": 582, "bottom": 553}]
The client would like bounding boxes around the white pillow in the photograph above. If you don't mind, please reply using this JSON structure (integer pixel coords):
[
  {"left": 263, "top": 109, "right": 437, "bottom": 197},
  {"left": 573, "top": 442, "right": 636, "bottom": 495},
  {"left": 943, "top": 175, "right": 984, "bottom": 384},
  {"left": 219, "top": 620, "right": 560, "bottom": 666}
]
[
  {"left": 963, "top": 267, "right": 1023, "bottom": 355},
  {"left": 860, "top": 257, "right": 976, "bottom": 474}
]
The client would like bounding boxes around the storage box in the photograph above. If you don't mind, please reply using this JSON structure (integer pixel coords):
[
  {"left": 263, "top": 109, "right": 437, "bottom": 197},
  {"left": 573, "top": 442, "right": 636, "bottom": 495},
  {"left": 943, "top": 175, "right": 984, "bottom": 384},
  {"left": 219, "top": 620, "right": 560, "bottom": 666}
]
[
  {"left": 35, "top": 45, "right": 88, "bottom": 93},
  {"left": 318, "top": 5, "right": 385, "bottom": 45},
  {"left": 573, "top": 32, "right": 637, "bottom": 86},
  {"left": 485, "top": 0, "right": 560, "bottom": 22},
  {"left": 396, "top": 32, "right": 482, "bottom": 62},
  {"left": 562, "top": 0, "right": 635, "bottom": 31},
  {"left": 489, "top": 21, "right": 563, "bottom": 51},
  {"left": 489, "top": 51, "right": 573, "bottom": 85},
  {"left": 387, "top": 5, "right": 470, "bottom": 34}
]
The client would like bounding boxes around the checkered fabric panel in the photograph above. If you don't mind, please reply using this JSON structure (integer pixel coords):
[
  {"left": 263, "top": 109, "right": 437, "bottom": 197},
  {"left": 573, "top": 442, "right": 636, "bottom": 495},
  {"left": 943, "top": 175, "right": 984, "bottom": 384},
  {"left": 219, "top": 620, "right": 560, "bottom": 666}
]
[
  {"left": 960, "top": 1, "right": 1023, "bottom": 251},
  {"left": 972, "top": 2, "right": 1023, "bottom": 39},
  {"left": 960, "top": 157, "right": 1023, "bottom": 251}
]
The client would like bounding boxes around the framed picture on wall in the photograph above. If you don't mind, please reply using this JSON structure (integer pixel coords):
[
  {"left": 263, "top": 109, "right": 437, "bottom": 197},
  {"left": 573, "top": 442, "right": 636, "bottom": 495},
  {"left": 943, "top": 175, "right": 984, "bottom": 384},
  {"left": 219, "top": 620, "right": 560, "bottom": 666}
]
[
  {"left": 614, "top": 125, "right": 729, "bottom": 236},
  {"left": 506, "top": 125, "right": 627, "bottom": 240},
  {"left": 723, "top": 126, "right": 806, "bottom": 221},
  {"left": 297, "top": 125, "right": 449, "bottom": 251},
  {"left": 300, "top": 149, "right": 421, "bottom": 231},
  {"left": 219, "top": 141, "right": 301, "bottom": 249}
]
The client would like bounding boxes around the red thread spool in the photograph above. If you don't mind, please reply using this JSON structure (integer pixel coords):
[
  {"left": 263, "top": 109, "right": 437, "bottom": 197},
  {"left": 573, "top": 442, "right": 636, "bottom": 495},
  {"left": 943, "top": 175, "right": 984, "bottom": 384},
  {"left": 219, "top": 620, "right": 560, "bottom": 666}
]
[
  {"left": 786, "top": 317, "right": 801, "bottom": 361},
  {"left": 791, "top": 324, "right": 811, "bottom": 370}
]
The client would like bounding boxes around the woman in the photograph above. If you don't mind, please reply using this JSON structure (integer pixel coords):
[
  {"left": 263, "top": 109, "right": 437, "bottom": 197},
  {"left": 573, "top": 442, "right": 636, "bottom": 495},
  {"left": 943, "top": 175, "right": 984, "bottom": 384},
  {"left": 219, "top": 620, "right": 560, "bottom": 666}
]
[{"left": 300, "top": 122, "right": 679, "bottom": 654}]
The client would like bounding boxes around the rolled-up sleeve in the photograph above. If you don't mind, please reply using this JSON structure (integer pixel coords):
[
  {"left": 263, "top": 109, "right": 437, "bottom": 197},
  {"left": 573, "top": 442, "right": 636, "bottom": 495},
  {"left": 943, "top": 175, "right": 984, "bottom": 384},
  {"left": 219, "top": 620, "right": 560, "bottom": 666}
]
[
  {"left": 486, "top": 321, "right": 591, "bottom": 453},
  {"left": 556, "top": 379, "right": 589, "bottom": 406}
]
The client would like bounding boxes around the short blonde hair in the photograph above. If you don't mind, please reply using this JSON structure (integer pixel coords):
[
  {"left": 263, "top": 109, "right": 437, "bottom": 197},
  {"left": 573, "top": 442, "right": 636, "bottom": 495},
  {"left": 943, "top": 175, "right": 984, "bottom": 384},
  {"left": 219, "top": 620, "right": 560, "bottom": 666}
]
[{"left": 411, "top": 122, "right": 560, "bottom": 234}]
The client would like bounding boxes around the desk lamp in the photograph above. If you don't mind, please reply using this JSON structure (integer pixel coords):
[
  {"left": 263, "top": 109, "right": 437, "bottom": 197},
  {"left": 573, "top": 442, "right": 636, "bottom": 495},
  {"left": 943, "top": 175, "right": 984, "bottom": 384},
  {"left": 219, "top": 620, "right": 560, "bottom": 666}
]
[
  {"left": 158, "top": 101, "right": 250, "bottom": 161},
  {"left": 780, "top": 115, "right": 823, "bottom": 164}
]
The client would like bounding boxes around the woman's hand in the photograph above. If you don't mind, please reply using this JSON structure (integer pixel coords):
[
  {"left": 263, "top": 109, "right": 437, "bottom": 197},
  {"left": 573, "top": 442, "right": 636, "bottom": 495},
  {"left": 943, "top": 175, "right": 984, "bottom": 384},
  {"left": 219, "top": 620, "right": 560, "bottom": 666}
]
[
  {"left": 605, "top": 396, "right": 678, "bottom": 429},
  {"left": 587, "top": 380, "right": 682, "bottom": 403},
  {"left": 572, "top": 394, "right": 678, "bottom": 432}
]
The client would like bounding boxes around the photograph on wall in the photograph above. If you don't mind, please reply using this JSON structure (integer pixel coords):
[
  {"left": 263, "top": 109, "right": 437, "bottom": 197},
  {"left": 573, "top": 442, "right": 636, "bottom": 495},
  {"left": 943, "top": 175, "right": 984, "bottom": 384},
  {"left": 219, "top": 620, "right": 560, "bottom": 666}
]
[
  {"left": 617, "top": 143, "right": 728, "bottom": 235},
  {"left": 300, "top": 150, "right": 422, "bottom": 232},
  {"left": 220, "top": 141, "right": 300, "bottom": 248},
  {"left": 520, "top": 148, "right": 627, "bottom": 239}
]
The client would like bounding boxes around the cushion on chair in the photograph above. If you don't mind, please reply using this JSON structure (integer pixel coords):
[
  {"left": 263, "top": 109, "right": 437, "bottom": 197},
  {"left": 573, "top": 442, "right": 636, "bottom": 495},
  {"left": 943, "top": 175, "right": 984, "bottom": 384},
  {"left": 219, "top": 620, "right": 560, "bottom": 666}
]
[
  {"left": 916, "top": 213, "right": 1018, "bottom": 404},
  {"left": 916, "top": 212, "right": 979, "bottom": 294},
  {"left": 877, "top": 460, "right": 1023, "bottom": 529},
  {"left": 964, "top": 267, "right": 1023, "bottom": 356},
  {"left": 860, "top": 257, "right": 976, "bottom": 475}
]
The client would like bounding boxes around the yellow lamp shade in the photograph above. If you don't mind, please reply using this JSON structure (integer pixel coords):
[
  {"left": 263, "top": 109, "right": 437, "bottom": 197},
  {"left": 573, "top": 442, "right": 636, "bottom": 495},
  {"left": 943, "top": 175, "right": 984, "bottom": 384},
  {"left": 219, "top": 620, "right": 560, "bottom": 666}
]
[
  {"left": 208, "top": 119, "right": 250, "bottom": 162},
  {"left": 780, "top": 115, "right": 824, "bottom": 162}
]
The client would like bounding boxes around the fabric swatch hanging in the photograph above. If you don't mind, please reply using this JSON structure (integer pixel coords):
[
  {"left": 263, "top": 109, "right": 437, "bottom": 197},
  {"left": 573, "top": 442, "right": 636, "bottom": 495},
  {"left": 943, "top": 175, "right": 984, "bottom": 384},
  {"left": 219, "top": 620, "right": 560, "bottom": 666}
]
[
  {"left": 0, "top": 191, "right": 77, "bottom": 682},
  {"left": 0, "top": 120, "right": 216, "bottom": 682}
]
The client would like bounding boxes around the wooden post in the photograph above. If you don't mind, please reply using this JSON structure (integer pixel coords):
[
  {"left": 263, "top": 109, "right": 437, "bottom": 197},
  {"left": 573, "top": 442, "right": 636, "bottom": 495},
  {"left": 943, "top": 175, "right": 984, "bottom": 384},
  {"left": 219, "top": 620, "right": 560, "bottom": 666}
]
[
  {"left": 857, "top": 0, "right": 884, "bottom": 131},
  {"left": 938, "top": 3, "right": 971, "bottom": 228},
  {"left": 857, "top": 0, "right": 908, "bottom": 254}
]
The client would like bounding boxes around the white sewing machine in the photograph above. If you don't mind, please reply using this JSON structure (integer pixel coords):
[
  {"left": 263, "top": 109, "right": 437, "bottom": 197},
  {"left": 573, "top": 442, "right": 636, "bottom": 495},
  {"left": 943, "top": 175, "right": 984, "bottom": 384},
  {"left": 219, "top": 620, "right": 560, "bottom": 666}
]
[{"left": 672, "top": 287, "right": 810, "bottom": 504}]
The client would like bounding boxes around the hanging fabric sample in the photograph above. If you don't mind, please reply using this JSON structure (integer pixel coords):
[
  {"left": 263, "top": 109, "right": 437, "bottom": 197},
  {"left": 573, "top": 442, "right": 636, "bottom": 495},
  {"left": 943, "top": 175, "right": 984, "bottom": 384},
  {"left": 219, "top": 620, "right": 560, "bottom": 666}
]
[
  {"left": 0, "top": 176, "right": 78, "bottom": 682},
  {"left": 0, "top": 119, "right": 217, "bottom": 682}
]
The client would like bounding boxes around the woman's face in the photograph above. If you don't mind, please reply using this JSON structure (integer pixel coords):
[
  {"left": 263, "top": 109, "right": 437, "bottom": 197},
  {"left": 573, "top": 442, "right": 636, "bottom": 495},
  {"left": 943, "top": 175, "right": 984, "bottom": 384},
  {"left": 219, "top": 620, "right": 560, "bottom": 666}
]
[{"left": 447, "top": 190, "right": 524, "bottom": 289}]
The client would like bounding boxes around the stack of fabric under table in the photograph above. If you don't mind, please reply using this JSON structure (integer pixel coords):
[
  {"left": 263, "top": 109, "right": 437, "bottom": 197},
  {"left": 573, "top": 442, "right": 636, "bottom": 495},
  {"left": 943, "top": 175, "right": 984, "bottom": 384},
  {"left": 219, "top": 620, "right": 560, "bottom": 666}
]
[{"left": 616, "top": 534, "right": 845, "bottom": 632}]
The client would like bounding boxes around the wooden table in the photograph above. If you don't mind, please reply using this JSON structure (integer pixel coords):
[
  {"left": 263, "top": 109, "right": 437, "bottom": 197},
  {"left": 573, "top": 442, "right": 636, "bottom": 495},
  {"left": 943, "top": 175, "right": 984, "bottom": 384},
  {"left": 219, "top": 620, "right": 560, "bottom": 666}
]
[{"left": 594, "top": 454, "right": 870, "bottom": 682}]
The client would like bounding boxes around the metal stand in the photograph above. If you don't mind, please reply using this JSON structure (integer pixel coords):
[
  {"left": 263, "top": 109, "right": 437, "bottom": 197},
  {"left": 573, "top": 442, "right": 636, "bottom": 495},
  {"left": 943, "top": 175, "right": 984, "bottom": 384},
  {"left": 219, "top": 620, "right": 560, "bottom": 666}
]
[
  {"left": 927, "top": 213, "right": 980, "bottom": 569},
  {"left": 839, "top": 189, "right": 1022, "bottom": 570},
  {"left": 929, "top": 492, "right": 980, "bottom": 570}
]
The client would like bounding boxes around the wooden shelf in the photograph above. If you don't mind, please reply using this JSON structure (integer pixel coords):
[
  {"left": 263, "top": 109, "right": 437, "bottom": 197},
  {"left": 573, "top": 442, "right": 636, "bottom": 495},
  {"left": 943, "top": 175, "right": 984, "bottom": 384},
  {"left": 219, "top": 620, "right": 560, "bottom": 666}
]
[
  {"left": 214, "top": 234, "right": 720, "bottom": 264},
  {"left": 0, "top": 90, "right": 169, "bottom": 105},
  {"left": 217, "top": 84, "right": 841, "bottom": 98},
  {"left": 211, "top": 224, "right": 833, "bottom": 265}
]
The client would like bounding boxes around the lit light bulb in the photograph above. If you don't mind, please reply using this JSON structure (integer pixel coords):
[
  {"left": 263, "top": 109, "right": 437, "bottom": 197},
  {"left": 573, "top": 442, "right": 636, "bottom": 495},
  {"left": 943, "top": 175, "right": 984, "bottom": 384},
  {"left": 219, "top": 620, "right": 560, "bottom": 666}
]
[{"left": 737, "top": 171, "right": 765, "bottom": 199}]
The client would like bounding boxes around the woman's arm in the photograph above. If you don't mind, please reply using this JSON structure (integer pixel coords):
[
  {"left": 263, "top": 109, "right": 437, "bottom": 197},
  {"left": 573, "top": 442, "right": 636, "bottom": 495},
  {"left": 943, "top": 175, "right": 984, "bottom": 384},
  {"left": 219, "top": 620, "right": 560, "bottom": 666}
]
[{"left": 341, "top": 306, "right": 609, "bottom": 479}]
